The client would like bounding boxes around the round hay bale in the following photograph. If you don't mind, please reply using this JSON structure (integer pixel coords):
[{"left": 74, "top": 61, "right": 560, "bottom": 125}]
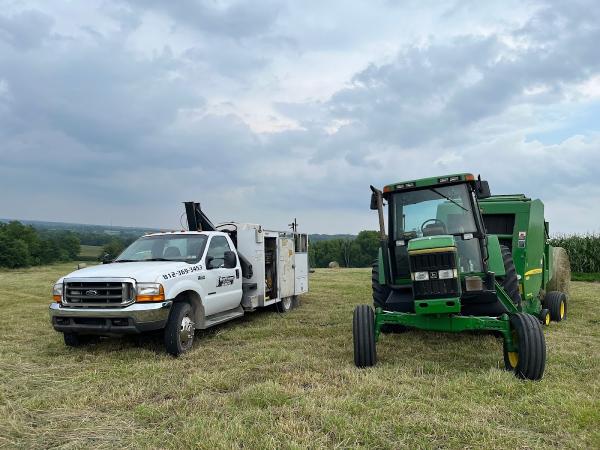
[
  {"left": 546, "top": 247, "right": 571, "bottom": 297},
  {"left": 328, "top": 261, "right": 340, "bottom": 269}
]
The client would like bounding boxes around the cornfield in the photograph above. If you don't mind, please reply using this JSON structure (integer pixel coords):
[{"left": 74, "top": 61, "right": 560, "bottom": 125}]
[{"left": 550, "top": 233, "right": 600, "bottom": 273}]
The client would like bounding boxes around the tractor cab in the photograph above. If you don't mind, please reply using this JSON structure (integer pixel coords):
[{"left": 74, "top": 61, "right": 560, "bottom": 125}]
[{"left": 381, "top": 176, "right": 489, "bottom": 282}]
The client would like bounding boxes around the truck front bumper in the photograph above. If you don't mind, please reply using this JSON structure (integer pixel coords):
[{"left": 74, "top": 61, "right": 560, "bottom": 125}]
[{"left": 49, "top": 301, "right": 172, "bottom": 335}]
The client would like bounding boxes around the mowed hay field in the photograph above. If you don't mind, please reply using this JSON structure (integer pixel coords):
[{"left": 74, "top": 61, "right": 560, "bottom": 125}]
[{"left": 0, "top": 265, "right": 598, "bottom": 449}]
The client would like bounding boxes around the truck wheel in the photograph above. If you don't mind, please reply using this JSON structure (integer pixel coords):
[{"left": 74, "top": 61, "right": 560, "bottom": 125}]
[
  {"left": 63, "top": 332, "right": 83, "bottom": 347},
  {"left": 499, "top": 246, "right": 522, "bottom": 306},
  {"left": 164, "top": 302, "right": 195, "bottom": 356},
  {"left": 353, "top": 305, "right": 376, "bottom": 367},
  {"left": 277, "top": 297, "right": 293, "bottom": 313},
  {"left": 544, "top": 291, "right": 567, "bottom": 322},
  {"left": 503, "top": 313, "right": 546, "bottom": 380}
]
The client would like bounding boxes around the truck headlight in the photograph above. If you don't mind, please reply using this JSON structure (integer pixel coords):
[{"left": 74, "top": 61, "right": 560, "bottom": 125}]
[
  {"left": 52, "top": 283, "right": 63, "bottom": 303},
  {"left": 438, "top": 269, "right": 457, "bottom": 280},
  {"left": 136, "top": 283, "right": 165, "bottom": 302}
]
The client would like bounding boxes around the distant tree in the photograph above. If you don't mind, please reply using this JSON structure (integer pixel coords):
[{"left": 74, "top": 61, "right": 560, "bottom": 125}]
[
  {"left": 0, "top": 235, "right": 30, "bottom": 268},
  {"left": 102, "top": 239, "right": 125, "bottom": 261}
]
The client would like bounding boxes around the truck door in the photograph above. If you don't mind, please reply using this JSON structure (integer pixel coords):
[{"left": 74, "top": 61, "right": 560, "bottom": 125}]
[
  {"left": 203, "top": 235, "right": 242, "bottom": 315},
  {"left": 278, "top": 237, "right": 295, "bottom": 298}
]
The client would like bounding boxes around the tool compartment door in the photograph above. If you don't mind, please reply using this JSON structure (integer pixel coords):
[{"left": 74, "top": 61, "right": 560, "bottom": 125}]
[
  {"left": 278, "top": 237, "right": 295, "bottom": 298},
  {"left": 294, "top": 233, "right": 308, "bottom": 295}
]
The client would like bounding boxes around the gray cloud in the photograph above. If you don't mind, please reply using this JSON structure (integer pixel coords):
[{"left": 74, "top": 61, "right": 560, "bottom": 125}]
[{"left": 0, "top": 0, "right": 599, "bottom": 234}]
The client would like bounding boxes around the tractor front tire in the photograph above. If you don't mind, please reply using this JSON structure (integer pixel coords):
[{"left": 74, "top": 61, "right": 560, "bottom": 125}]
[
  {"left": 503, "top": 313, "right": 546, "bottom": 380},
  {"left": 353, "top": 305, "right": 376, "bottom": 368},
  {"left": 545, "top": 291, "right": 567, "bottom": 322},
  {"left": 499, "top": 246, "right": 522, "bottom": 306}
]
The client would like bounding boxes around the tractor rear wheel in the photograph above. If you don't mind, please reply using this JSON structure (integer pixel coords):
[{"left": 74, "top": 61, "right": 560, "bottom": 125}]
[
  {"left": 544, "top": 291, "right": 567, "bottom": 322},
  {"left": 499, "top": 246, "right": 522, "bottom": 306},
  {"left": 503, "top": 313, "right": 546, "bottom": 380},
  {"left": 372, "top": 260, "right": 390, "bottom": 309},
  {"left": 353, "top": 305, "right": 376, "bottom": 367},
  {"left": 372, "top": 261, "right": 406, "bottom": 333}
]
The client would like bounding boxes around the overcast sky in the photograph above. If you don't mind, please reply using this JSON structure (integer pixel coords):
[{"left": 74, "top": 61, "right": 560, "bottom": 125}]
[{"left": 1, "top": 0, "right": 599, "bottom": 234}]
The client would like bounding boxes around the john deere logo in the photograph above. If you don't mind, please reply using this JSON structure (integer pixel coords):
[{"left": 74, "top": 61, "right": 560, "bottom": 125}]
[
  {"left": 429, "top": 271, "right": 439, "bottom": 280},
  {"left": 85, "top": 289, "right": 98, "bottom": 296}
]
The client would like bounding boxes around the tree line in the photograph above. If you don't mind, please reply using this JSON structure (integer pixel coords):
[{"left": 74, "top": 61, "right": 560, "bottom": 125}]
[
  {"left": 308, "top": 230, "right": 380, "bottom": 268},
  {"left": 0, "top": 221, "right": 81, "bottom": 268}
]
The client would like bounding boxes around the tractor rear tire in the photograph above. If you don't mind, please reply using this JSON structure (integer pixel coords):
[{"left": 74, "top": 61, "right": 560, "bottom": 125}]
[
  {"left": 503, "top": 313, "right": 546, "bottom": 380},
  {"left": 353, "top": 305, "right": 376, "bottom": 368},
  {"left": 499, "top": 246, "right": 522, "bottom": 306},
  {"left": 372, "top": 260, "right": 407, "bottom": 333},
  {"left": 544, "top": 291, "right": 567, "bottom": 322},
  {"left": 372, "top": 260, "right": 390, "bottom": 309}
]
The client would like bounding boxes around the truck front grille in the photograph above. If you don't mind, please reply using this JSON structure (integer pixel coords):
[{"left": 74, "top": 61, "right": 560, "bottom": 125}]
[
  {"left": 63, "top": 280, "right": 134, "bottom": 307},
  {"left": 410, "top": 251, "right": 460, "bottom": 299}
]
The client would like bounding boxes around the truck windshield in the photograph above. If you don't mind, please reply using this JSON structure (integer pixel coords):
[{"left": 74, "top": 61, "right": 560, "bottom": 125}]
[
  {"left": 391, "top": 184, "right": 476, "bottom": 240},
  {"left": 115, "top": 234, "right": 208, "bottom": 263}
]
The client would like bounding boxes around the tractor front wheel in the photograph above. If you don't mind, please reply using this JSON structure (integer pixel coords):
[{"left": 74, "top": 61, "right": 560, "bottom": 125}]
[
  {"left": 503, "top": 313, "right": 546, "bottom": 380},
  {"left": 353, "top": 305, "right": 376, "bottom": 368},
  {"left": 544, "top": 291, "right": 567, "bottom": 322}
]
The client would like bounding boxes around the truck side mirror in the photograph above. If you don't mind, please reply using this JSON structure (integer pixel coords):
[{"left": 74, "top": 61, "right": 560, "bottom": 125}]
[
  {"left": 224, "top": 251, "right": 237, "bottom": 269},
  {"left": 101, "top": 253, "right": 113, "bottom": 264},
  {"left": 475, "top": 180, "right": 491, "bottom": 199},
  {"left": 370, "top": 191, "right": 378, "bottom": 210}
]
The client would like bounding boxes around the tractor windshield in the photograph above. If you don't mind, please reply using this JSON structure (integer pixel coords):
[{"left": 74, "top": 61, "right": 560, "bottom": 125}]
[
  {"left": 389, "top": 183, "right": 483, "bottom": 276},
  {"left": 391, "top": 184, "right": 476, "bottom": 239}
]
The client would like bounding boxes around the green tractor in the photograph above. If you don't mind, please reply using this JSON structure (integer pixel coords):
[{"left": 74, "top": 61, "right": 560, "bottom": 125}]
[{"left": 353, "top": 173, "right": 570, "bottom": 380}]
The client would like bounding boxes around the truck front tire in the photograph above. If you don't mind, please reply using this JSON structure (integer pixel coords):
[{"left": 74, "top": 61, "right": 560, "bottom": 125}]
[{"left": 164, "top": 302, "right": 195, "bottom": 356}]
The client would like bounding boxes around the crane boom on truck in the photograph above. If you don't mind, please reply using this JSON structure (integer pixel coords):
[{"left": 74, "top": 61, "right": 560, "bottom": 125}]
[{"left": 49, "top": 202, "right": 309, "bottom": 355}]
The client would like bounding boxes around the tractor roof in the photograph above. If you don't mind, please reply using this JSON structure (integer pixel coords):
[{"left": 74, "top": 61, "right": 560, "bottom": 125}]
[{"left": 383, "top": 173, "right": 475, "bottom": 193}]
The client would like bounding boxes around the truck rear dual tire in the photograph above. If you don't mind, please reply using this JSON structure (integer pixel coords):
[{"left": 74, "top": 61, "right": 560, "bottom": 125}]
[
  {"left": 164, "top": 302, "right": 195, "bottom": 356},
  {"left": 544, "top": 291, "right": 567, "bottom": 322},
  {"left": 503, "top": 312, "right": 546, "bottom": 380},
  {"left": 277, "top": 296, "right": 293, "bottom": 313},
  {"left": 353, "top": 305, "right": 376, "bottom": 367}
]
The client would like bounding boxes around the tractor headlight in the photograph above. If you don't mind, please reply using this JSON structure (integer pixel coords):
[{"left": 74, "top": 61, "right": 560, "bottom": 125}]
[
  {"left": 136, "top": 283, "right": 165, "bottom": 302},
  {"left": 413, "top": 271, "right": 429, "bottom": 281},
  {"left": 438, "top": 269, "right": 457, "bottom": 280},
  {"left": 52, "top": 282, "right": 63, "bottom": 303}
]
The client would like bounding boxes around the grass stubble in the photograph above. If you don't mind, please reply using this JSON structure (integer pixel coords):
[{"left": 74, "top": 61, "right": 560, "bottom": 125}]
[{"left": 0, "top": 264, "right": 598, "bottom": 449}]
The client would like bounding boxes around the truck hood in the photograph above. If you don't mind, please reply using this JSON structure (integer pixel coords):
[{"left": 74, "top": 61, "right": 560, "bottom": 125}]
[{"left": 58, "top": 261, "right": 183, "bottom": 283}]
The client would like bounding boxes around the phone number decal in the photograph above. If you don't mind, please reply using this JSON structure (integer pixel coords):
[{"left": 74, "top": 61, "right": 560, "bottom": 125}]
[{"left": 162, "top": 264, "right": 203, "bottom": 280}]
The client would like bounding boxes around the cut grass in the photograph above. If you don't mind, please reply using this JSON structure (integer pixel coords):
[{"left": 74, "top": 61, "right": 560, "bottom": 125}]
[{"left": 0, "top": 265, "right": 598, "bottom": 449}]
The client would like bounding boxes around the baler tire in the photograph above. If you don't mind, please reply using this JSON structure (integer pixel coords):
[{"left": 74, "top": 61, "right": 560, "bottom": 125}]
[
  {"left": 353, "top": 305, "right": 376, "bottom": 368},
  {"left": 503, "top": 313, "right": 546, "bottom": 380},
  {"left": 164, "top": 302, "right": 195, "bottom": 356},
  {"left": 499, "top": 246, "right": 522, "bottom": 306},
  {"left": 545, "top": 291, "right": 567, "bottom": 322},
  {"left": 372, "top": 260, "right": 390, "bottom": 309},
  {"left": 539, "top": 308, "right": 551, "bottom": 327}
]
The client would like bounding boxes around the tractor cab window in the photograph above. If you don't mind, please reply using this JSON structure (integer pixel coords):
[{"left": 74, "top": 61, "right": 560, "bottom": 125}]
[{"left": 389, "top": 184, "right": 483, "bottom": 276}]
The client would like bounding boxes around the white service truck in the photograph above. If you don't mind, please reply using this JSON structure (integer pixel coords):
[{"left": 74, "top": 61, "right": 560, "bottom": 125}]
[{"left": 49, "top": 202, "right": 309, "bottom": 355}]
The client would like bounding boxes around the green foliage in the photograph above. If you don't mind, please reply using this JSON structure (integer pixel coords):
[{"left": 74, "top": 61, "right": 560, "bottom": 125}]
[
  {"left": 309, "top": 230, "right": 379, "bottom": 268},
  {"left": 550, "top": 233, "right": 600, "bottom": 273},
  {"left": 102, "top": 239, "right": 126, "bottom": 261},
  {"left": 0, "top": 221, "right": 81, "bottom": 268}
]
